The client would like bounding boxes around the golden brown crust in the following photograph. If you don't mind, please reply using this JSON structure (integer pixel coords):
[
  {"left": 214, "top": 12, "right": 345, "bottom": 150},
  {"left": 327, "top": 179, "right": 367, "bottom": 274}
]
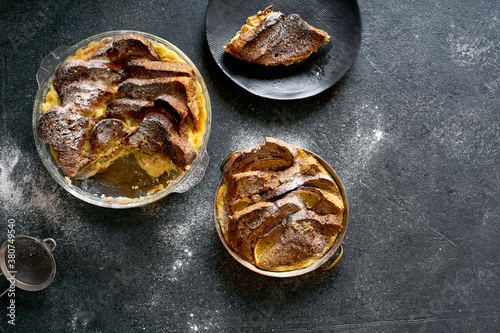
[
  {"left": 53, "top": 59, "right": 123, "bottom": 94},
  {"left": 257, "top": 217, "right": 332, "bottom": 270},
  {"left": 75, "top": 118, "right": 131, "bottom": 178},
  {"left": 287, "top": 186, "right": 343, "bottom": 215},
  {"left": 60, "top": 81, "right": 115, "bottom": 117},
  {"left": 223, "top": 137, "right": 298, "bottom": 181},
  {"left": 105, "top": 98, "right": 156, "bottom": 120},
  {"left": 235, "top": 197, "right": 304, "bottom": 262}
]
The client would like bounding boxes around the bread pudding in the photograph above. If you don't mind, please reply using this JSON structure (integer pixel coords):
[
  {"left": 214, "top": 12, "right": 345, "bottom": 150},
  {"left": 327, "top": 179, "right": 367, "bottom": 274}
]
[
  {"left": 216, "top": 138, "right": 345, "bottom": 272},
  {"left": 224, "top": 5, "right": 330, "bottom": 66},
  {"left": 38, "top": 33, "right": 207, "bottom": 180}
]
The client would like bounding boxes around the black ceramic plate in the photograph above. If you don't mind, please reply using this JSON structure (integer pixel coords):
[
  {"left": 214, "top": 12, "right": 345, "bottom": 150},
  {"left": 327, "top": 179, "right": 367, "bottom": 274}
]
[{"left": 206, "top": 0, "right": 361, "bottom": 100}]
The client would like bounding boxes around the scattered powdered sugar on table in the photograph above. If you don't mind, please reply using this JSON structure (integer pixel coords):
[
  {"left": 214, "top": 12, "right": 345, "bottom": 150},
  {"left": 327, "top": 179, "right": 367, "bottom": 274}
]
[
  {"left": 156, "top": 198, "right": 206, "bottom": 282},
  {"left": 0, "top": 142, "right": 23, "bottom": 209},
  {"left": 280, "top": 131, "right": 317, "bottom": 152},
  {"left": 340, "top": 103, "right": 389, "bottom": 184},
  {"left": 448, "top": 21, "right": 497, "bottom": 67},
  {"left": 374, "top": 129, "right": 384, "bottom": 141},
  {"left": 225, "top": 126, "right": 316, "bottom": 153},
  {"left": 187, "top": 310, "right": 223, "bottom": 332},
  {"left": 0, "top": 138, "right": 85, "bottom": 236},
  {"left": 226, "top": 127, "right": 264, "bottom": 152},
  {"left": 145, "top": 190, "right": 225, "bottom": 331}
]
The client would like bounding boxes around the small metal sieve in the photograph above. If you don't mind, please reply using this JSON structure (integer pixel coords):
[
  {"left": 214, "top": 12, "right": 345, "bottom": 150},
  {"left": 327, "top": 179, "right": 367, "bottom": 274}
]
[{"left": 0, "top": 236, "right": 57, "bottom": 296}]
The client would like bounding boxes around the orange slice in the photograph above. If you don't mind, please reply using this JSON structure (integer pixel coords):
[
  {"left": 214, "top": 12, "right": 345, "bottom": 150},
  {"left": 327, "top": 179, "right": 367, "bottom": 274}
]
[{"left": 254, "top": 225, "right": 284, "bottom": 267}]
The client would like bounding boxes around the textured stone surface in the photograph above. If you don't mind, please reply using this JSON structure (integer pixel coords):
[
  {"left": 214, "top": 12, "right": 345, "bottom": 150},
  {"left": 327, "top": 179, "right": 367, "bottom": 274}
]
[{"left": 0, "top": 0, "right": 499, "bottom": 331}]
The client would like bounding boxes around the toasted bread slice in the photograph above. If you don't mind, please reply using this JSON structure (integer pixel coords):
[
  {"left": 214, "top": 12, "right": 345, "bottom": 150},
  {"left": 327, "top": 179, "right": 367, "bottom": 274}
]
[
  {"left": 53, "top": 59, "right": 123, "bottom": 94},
  {"left": 125, "top": 112, "right": 196, "bottom": 168},
  {"left": 224, "top": 6, "right": 330, "bottom": 66},
  {"left": 37, "top": 106, "right": 92, "bottom": 177},
  {"left": 118, "top": 77, "right": 201, "bottom": 128},
  {"left": 124, "top": 58, "right": 194, "bottom": 79},
  {"left": 90, "top": 33, "right": 160, "bottom": 63},
  {"left": 75, "top": 118, "right": 131, "bottom": 178}
]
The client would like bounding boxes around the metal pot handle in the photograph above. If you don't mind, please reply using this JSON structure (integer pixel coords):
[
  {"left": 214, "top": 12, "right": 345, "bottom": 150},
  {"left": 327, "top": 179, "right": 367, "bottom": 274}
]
[{"left": 319, "top": 244, "right": 344, "bottom": 272}]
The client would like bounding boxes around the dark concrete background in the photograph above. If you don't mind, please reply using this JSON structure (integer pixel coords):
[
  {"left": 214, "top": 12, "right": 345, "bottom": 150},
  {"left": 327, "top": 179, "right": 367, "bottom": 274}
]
[{"left": 0, "top": 0, "right": 499, "bottom": 332}]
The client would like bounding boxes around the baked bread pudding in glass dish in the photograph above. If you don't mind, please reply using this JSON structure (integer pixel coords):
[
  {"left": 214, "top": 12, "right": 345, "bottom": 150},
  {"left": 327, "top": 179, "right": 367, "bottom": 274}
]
[{"left": 33, "top": 31, "right": 211, "bottom": 208}]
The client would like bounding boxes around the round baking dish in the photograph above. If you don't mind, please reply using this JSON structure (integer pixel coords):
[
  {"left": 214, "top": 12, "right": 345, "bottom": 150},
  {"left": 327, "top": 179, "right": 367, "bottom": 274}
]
[
  {"left": 214, "top": 146, "right": 349, "bottom": 278},
  {"left": 32, "top": 30, "right": 211, "bottom": 208}
]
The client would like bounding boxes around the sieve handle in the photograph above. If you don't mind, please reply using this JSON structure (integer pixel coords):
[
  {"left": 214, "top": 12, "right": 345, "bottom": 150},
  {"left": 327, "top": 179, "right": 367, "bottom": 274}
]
[{"left": 43, "top": 238, "right": 57, "bottom": 253}]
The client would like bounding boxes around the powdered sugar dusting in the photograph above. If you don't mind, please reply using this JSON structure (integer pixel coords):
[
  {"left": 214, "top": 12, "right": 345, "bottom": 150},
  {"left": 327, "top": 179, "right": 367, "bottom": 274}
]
[
  {"left": 341, "top": 103, "right": 388, "bottom": 183},
  {"left": 225, "top": 127, "right": 315, "bottom": 153},
  {"left": 374, "top": 129, "right": 384, "bottom": 141},
  {"left": 145, "top": 192, "right": 225, "bottom": 331},
  {"left": 448, "top": 21, "right": 497, "bottom": 67},
  {"left": 281, "top": 131, "right": 316, "bottom": 152},
  {"left": 0, "top": 139, "right": 85, "bottom": 235},
  {"left": 0, "top": 142, "right": 23, "bottom": 209},
  {"left": 188, "top": 310, "right": 223, "bottom": 332},
  {"left": 156, "top": 200, "right": 205, "bottom": 281},
  {"left": 226, "top": 128, "right": 263, "bottom": 152}
]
